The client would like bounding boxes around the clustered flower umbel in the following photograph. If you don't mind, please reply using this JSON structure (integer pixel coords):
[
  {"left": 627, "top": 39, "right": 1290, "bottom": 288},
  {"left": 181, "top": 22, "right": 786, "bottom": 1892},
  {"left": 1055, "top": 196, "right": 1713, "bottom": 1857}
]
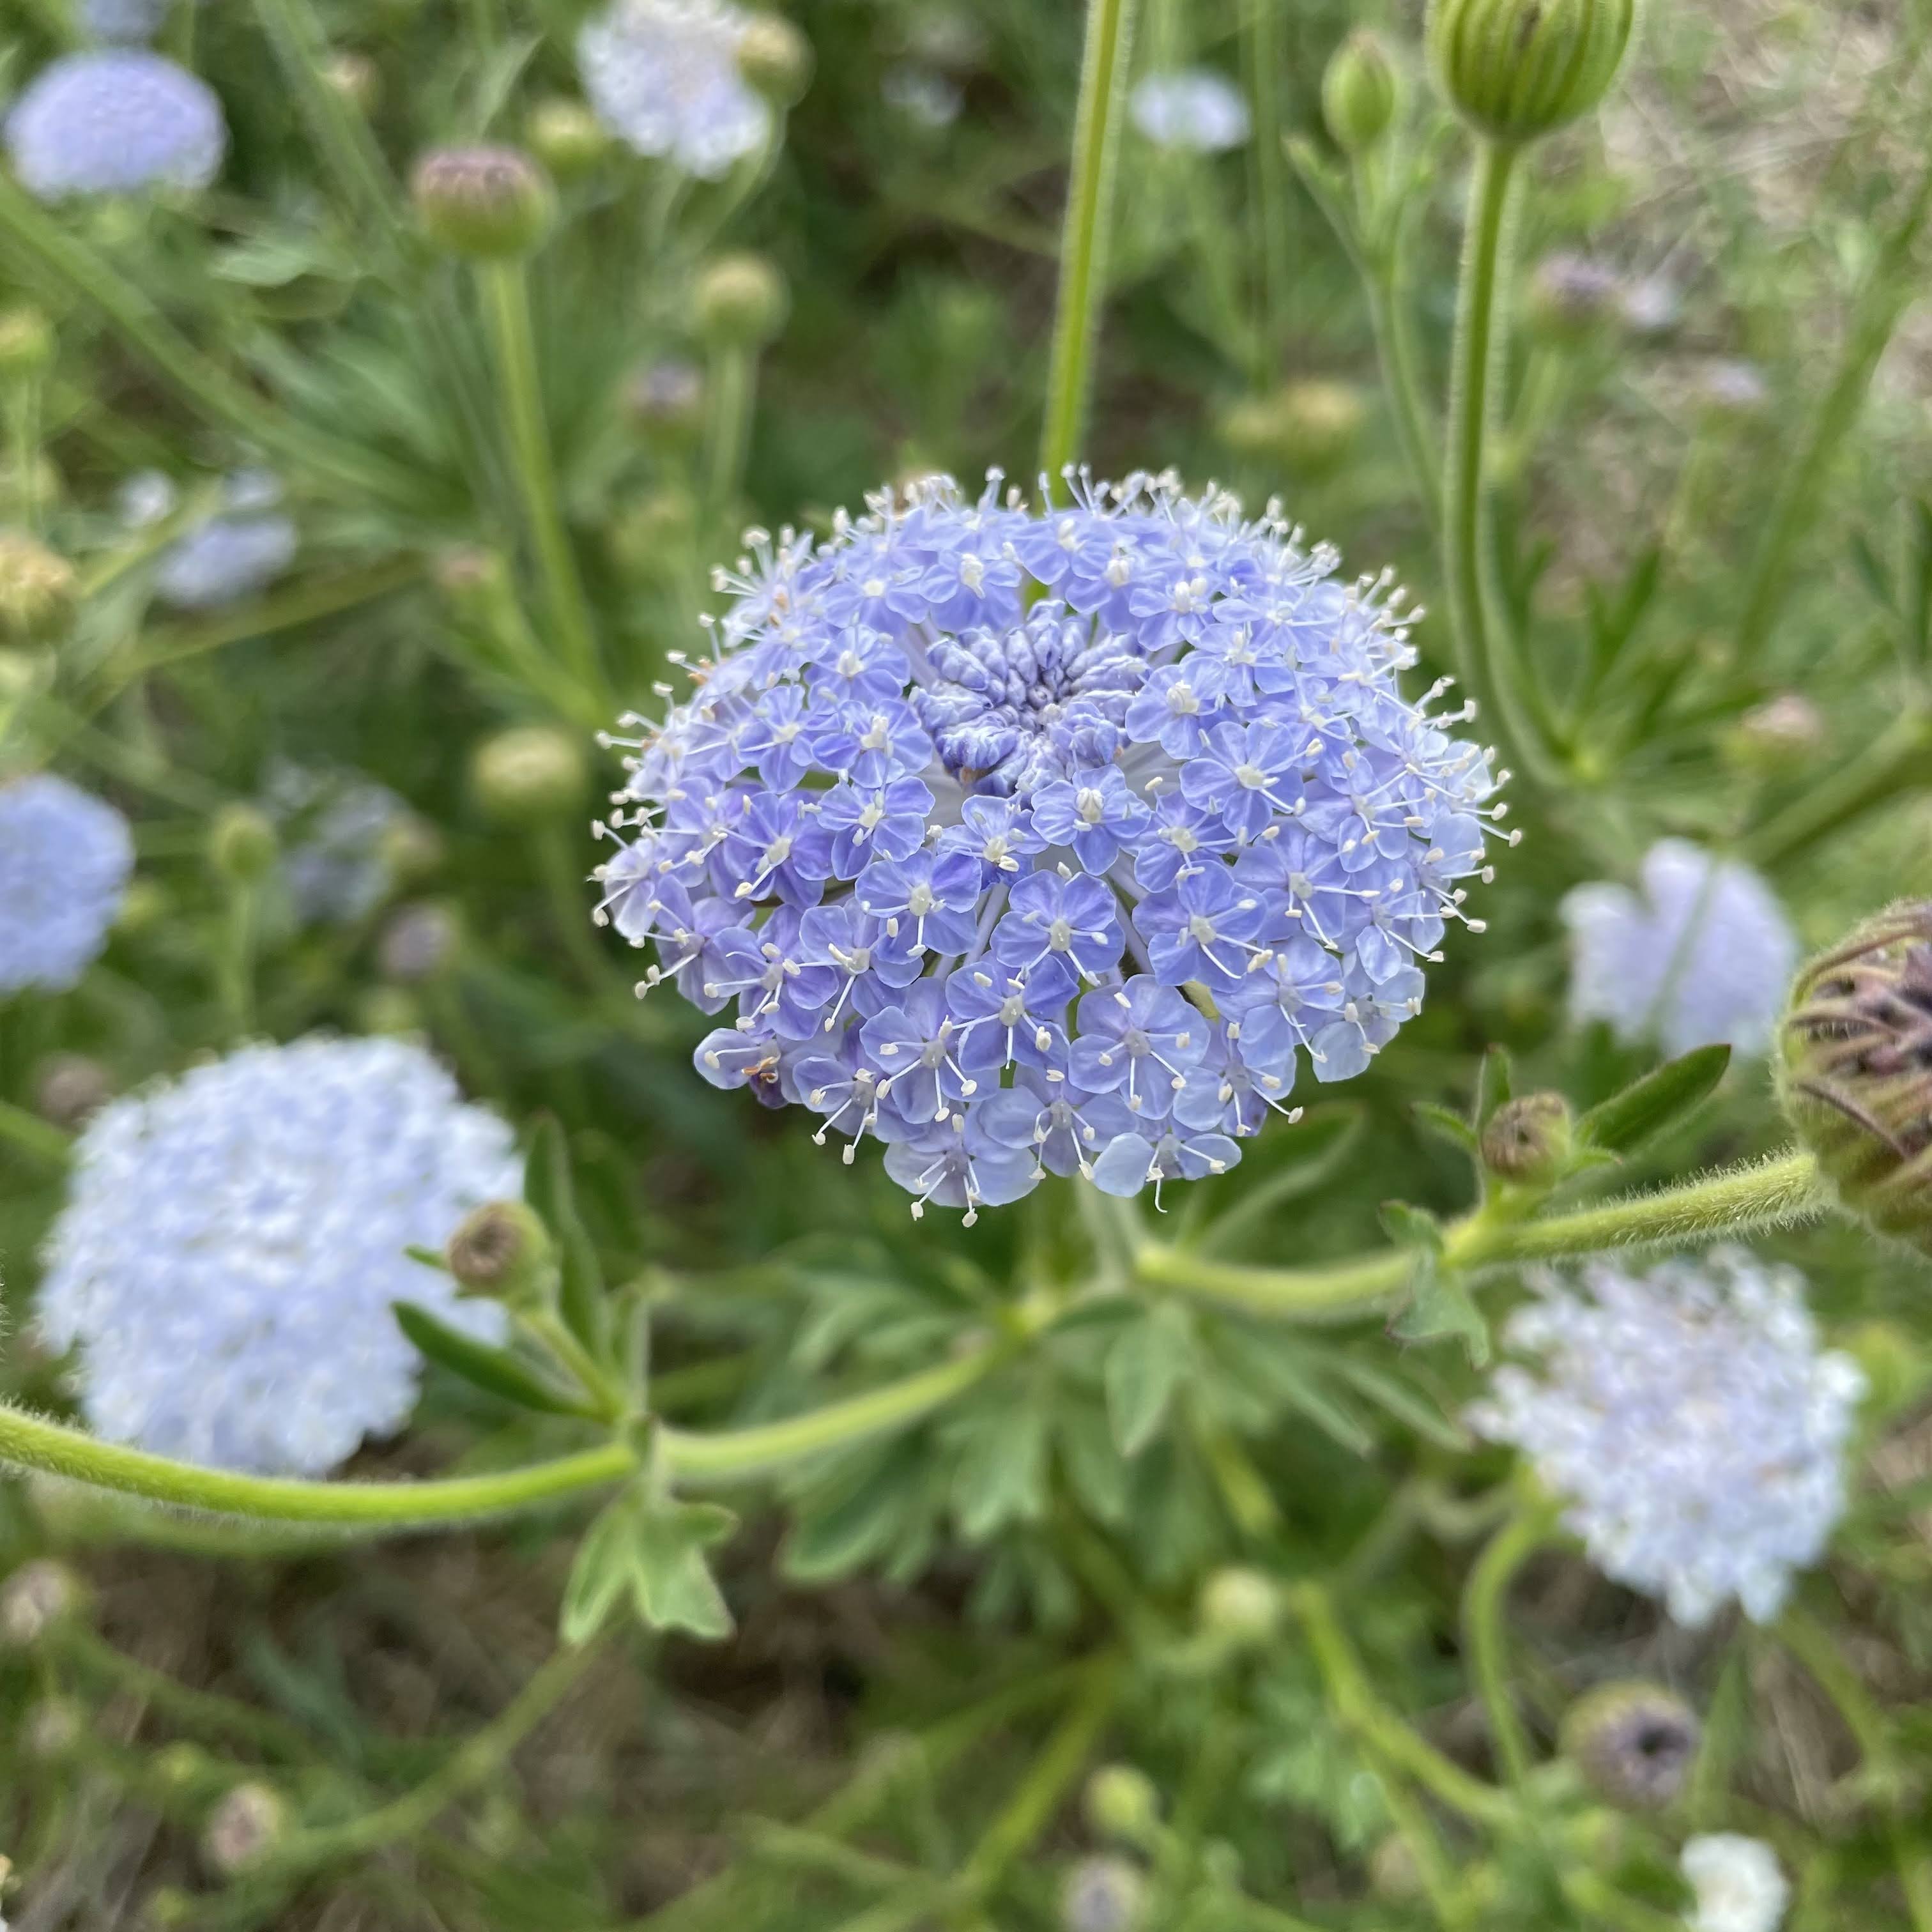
[
  {"left": 1563, "top": 838, "right": 1796, "bottom": 1059},
  {"left": 594, "top": 471, "right": 1504, "bottom": 1220},
  {"left": 1469, "top": 1248, "right": 1864, "bottom": 1627},
  {"left": 0, "top": 774, "right": 133, "bottom": 995},
  {"left": 3, "top": 49, "right": 225, "bottom": 201},
  {"left": 1128, "top": 69, "right": 1252, "bottom": 153},
  {"left": 38, "top": 1038, "right": 518, "bottom": 1475},
  {"left": 578, "top": 0, "right": 770, "bottom": 178}
]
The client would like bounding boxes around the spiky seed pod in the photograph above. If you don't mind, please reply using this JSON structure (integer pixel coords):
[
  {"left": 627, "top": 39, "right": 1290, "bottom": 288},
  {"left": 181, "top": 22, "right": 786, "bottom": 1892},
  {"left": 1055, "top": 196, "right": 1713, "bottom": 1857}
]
[
  {"left": 447, "top": 1199, "right": 555, "bottom": 1304},
  {"left": 1481, "top": 1091, "right": 1573, "bottom": 1185},
  {"left": 471, "top": 724, "right": 588, "bottom": 824},
  {"left": 1425, "top": 0, "right": 1636, "bottom": 146},
  {"left": 411, "top": 144, "right": 555, "bottom": 259},
  {"left": 1560, "top": 1682, "right": 1700, "bottom": 1811},
  {"left": 692, "top": 251, "right": 789, "bottom": 346},
  {"left": 1780, "top": 903, "right": 1932, "bottom": 1254},
  {"left": 0, "top": 531, "right": 77, "bottom": 644},
  {"left": 1321, "top": 29, "right": 1397, "bottom": 154}
]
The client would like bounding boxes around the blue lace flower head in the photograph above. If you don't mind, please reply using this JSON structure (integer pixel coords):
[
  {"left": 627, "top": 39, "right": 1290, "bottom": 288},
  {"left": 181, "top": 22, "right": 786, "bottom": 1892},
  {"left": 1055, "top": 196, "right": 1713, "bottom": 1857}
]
[
  {"left": 594, "top": 470, "right": 1505, "bottom": 1220},
  {"left": 0, "top": 773, "right": 134, "bottom": 995},
  {"left": 4, "top": 49, "right": 225, "bottom": 201}
]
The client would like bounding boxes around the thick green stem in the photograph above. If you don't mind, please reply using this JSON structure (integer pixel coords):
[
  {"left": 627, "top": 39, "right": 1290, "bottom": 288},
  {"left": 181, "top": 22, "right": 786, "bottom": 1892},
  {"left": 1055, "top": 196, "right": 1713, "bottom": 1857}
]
[
  {"left": 702, "top": 344, "right": 755, "bottom": 521},
  {"left": 477, "top": 259, "right": 602, "bottom": 696},
  {"left": 1038, "top": 0, "right": 1140, "bottom": 489},
  {"left": 1441, "top": 139, "right": 1552, "bottom": 785},
  {"left": 1735, "top": 158, "right": 1932, "bottom": 661},
  {"left": 1135, "top": 1151, "right": 1823, "bottom": 1320},
  {"left": 1243, "top": 0, "right": 1288, "bottom": 383},
  {"left": 1462, "top": 1498, "right": 1558, "bottom": 1790},
  {"left": 0, "top": 1338, "right": 1015, "bottom": 1526}
]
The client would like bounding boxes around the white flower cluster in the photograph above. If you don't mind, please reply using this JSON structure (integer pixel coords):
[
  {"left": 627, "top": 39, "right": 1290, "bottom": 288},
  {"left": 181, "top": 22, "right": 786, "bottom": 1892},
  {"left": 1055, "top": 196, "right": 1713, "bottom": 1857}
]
[
  {"left": 1562, "top": 839, "right": 1797, "bottom": 1058},
  {"left": 1681, "top": 1834, "right": 1788, "bottom": 1932},
  {"left": 37, "top": 1038, "right": 519, "bottom": 1476},
  {"left": 579, "top": 0, "right": 770, "bottom": 178},
  {"left": 1128, "top": 70, "right": 1250, "bottom": 153},
  {"left": 154, "top": 471, "right": 296, "bottom": 611},
  {"left": 0, "top": 774, "right": 133, "bottom": 995},
  {"left": 1469, "top": 1248, "right": 1864, "bottom": 1627}
]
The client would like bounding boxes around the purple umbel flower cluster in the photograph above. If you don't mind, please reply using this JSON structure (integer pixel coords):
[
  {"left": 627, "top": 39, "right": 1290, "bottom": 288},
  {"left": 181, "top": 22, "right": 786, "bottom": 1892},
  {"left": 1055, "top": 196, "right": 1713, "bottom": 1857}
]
[{"left": 593, "top": 472, "right": 1503, "bottom": 1220}]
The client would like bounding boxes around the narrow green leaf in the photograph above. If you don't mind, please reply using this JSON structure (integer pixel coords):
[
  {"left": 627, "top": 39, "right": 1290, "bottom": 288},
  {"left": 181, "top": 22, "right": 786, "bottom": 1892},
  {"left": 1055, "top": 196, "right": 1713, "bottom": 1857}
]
[
  {"left": 525, "top": 1116, "right": 608, "bottom": 1356},
  {"left": 1475, "top": 1045, "right": 1514, "bottom": 1128},
  {"left": 1329, "top": 1356, "right": 1472, "bottom": 1453},
  {"left": 560, "top": 1495, "right": 636, "bottom": 1646},
  {"left": 1389, "top": 1253, "right": 1489, "bottom": 1367},
  {"left": 1378, "top": 1200, "right": 1444, "bottom": 1254},
  {"left": 1104, "top": 1301, "right": 1193, "bottom": 1457},
  {"left": 1413, "top": 1101, "right": 1479, "bottom": 1154},
  {"left": 1247, "top": 1353, "right": 1373, "bottom": 1457},
  {"left": 783, "top": 1443, "right": 923, "bottom": 1583},
  {"left": 1577, "top": 1044, "right": 1731, "bottom": 1153},
  {"left": 392, "top": 1303, "right": 596, "bottom": 1419}
]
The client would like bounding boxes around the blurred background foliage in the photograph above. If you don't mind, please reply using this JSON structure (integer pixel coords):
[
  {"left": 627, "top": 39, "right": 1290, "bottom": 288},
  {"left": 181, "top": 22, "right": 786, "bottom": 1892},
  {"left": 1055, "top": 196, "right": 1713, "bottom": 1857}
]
[{"left": 3, "top": 0, "right": 1932, "bottom": 1926}]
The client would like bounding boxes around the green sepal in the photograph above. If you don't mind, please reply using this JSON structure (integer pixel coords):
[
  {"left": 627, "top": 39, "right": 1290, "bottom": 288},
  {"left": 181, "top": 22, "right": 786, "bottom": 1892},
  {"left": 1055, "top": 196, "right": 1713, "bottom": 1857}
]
[
  {"left": 560, "top": 1480, "right": 737, "bottom": 1644},
  {"left": 1577, "top": 1045, "right": 1731, "bottom": 1154},
  {"left": 392, "top": 1302, "right": 599, "bottom": 1419},
  {"left": 525, "top": 1116, "right": 609, "bottom": 1357}
]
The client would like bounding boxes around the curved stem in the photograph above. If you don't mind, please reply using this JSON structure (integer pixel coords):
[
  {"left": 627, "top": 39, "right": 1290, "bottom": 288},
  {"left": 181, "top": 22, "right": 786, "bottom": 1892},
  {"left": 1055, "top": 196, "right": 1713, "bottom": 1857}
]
[
  {"left": 1462, "top": 1498, "right": 1558, "bottom": 1790},
  {"left": 477, "top": 259, "right": 602, "bottom": 698},
  {"left": 1441, "top": 137, "right": 1554, "bottom": 785},
  {"left": 1134, "top": 1150, "right": 1824, "bottom": 1319},
  {"left": 1038, "top": 0, "right": 1140, "bottom": 489},
  {"left": 0, "top": 1337, "right": 1016, "bottom": 1525}
]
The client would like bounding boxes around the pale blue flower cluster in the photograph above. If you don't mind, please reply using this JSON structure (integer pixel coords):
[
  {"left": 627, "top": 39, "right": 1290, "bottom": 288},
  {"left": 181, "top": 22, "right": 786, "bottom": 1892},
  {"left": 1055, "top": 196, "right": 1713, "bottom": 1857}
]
[
  {"left": 579, "top": 0, "right": 771, "bottom": 178},
  {"left": 1128, "top": 70, "right": 1251, "bottom": 153},
  {"left": 4, "top": 50, "right": 225, "bottom": 201},
  {"left": 1561, "top": 839, "right": 1797, "bottom": 1059},
  {"left": 0, "top": 774, "right": 133, "bottom": 995},
  {"left": 37, "top": 1038, "right": 519, "bottom": 1476},
  {"left": 263, "top": 762, "right": 408, "bottom": 926},
  {"left": 155, "top": 471, "right": 296, "bottom": 610},
  {"left": 594, "top": 471, "right": 1499, "bottom": 1219},
  {"left": 1469, "top": 1248, "right": 1865, "bottom": 1628}
]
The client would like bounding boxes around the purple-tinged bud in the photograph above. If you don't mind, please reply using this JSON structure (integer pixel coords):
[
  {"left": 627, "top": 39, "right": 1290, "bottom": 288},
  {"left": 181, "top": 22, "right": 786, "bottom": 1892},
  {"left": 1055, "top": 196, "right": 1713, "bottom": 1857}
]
[
  {"left": 1061, "top": 1855, "right": 1147, "bottom": 1932},
  {"left": 624, "top": 358, "right": 706, "bottom": 441},
  {"left": 1779, "top": 903, "right": 1932, "bottom": 1254},
  {"left": 1522, "top": 253, "right": 1621, "bottom": 346},
  {"left": 201, "top": 1781, "right": 288, "bottom": 1874},
  {"left": 378, "top": 901, "right": 459, "bottom": 983},
  {"left": 33, "top": 1052, "right": 113, "bottom": 1130},
  {"left": 1321, "top": 29, "right": 1397, "bottom": 154},
  {"left": 1560, "top": 1681, "right": 1699, "bottom": 1811},
  {"left": 1480, "top": 1091, "right": 1573, "bottom": 1186},
  {"left": 411, "top": 145, "right": 555, "bottom": 259}
]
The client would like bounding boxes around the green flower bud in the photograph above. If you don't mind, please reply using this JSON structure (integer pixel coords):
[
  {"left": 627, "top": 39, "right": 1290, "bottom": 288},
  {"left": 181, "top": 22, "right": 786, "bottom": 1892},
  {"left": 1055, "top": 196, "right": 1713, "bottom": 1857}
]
[
  {"left": 411, "top": 145, "right": 555, "bottom": 259},
  {"left": 471, "top": 723, "right": 588, "bottom": 824},
  {"left": 693, "top": 252, "right": 790, "bottom": 348},
  {"left": 206, "top": 802, "right": 278, "bottom": 885},
  {"left": 27, "top": 1697, "right": 84, "bottom": 1761},
  {"left": 446, "top": 1198, "right": 554, "bottom": 1303},
  {"left": 1780, "top": 903, "right": 1932, "bottom": 1253},
  {"left": 153, "top": 1741, "right": 218, "bottom": 1795},
  {"left": 1559, "top": 1681, "right": 1699, "bottom": 1811},
  {"left": 1425, "top": 0, "right": 1636, "bottom": 146},
  {"left": 322, "top": 51, "right": 381, "bottom": 115},
  {"left": 201, "top": 1781, "right": 288, "bottom": 1875},
  {"left": 1480, "top": 1091, "right": 1574, "bottom": 1185},
  {"left": 0, "top": 1560, "right": 86, "bottom": 1648},
  {"left": 0, "top": 304, "right": 54, "bottom": 384},
  {"left": 1218, "top": 381, "right": 1365, "bottom": 477},
  {"left": 1061, "top": 1855, "right": 1147, "bottom": 1932},
  {"left": 527, "top": 96, "right": 610, "bottom": 181},
  {"left": 1368, "top": 1832, "right": 1425, "bottom": 1901},
  {"left": 144, "top": 1888, "right": 195, "bottom": 1931},
  {"left": 33, "top": 1052, "right": 112, "bottom": 1130},
  {"left": 1841, "top": 1319, "right": 1927, "bottom": 1423},
  {"left": 0, "top": 530, "right": 77, "bottom": 645},
  {"left": 1722, "top": 693, "right": 1825, "bottom": 776},
  {"left": 1197, "top": 1565, "right": 1282, "bottom": 1648},
  {"left": 353, "top": 985, "right": 423, "bottom": 1036},
  {"left": 737, "top": 12, "right": 813, "bottom": 103},
  {"left": 1321, "top": 29, "right": 1398, "bottom": 154},
  {"left": 1083, "top": 1763, "right": 1160, "bottom": 1845}
]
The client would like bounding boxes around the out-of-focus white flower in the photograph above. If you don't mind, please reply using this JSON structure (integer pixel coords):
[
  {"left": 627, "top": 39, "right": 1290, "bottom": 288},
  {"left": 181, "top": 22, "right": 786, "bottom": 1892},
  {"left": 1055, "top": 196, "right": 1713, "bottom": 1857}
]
[
  {"left": 38, "top": 1037, "right": 519, "bottom": 1475},
  {"left": 154, "top": 471, "right": 296, "bottom": 610},
  {"left": 1469, "top": 1248, "right": 1864, "bottom": 1628},
  {"left": 883, "top": 65, "right": 963, "bottom": 128},
  {"left": 117, "top": 469, "right": 178, "bottom": 530},
  {"left": 578, "top": 0, "right": 771, "bottom": 178},
  {"left": 4, "top": 50, "right": 224, "bottom": 201},
  {"left": 1681, "top": 1834, "right": 1789, "bottom": 1932},
  {"left": 263, "top": 762, "right": 409, "bottom": 927},
  {"left": 1128, "top": 70, "right": 1250, "bottom": 153},
  {"left": 0, "top": 774, "right": 133, "bottom": 995},
  {"left": 1561, "top": 838, "right": 1797, "bottom": 1057}
]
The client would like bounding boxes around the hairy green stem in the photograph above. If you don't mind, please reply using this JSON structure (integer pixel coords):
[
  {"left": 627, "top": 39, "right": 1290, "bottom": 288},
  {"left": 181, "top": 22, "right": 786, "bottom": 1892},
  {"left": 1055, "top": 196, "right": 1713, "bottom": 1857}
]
[
  {"left": 1038, "top": 0, "right": 1140, "bottom": 488},
  {"left": 1735, "top": 157, "right": 1932, "bottom": 661},
  {"left": 477, "top": 259, "right": 602, "bottom": 696},
  {"left": 1462, "top": 1498, "right": 1558, "bottom": 1790},
  {"left": 0, "top": 1339, "right": 1016, "bottom": 1526},
  {"left": 1442, "top": 139, "right": 1552, "bottom": 784},
  {"left": 1243, "top": 0, "right": 1288, "bottom": 383},
  {"left": 1135, "top": 1151, "right": 1824, "bottom": 1320},
  {"left": 702, "top": 344, "right": 755, "bottom": 521}
]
